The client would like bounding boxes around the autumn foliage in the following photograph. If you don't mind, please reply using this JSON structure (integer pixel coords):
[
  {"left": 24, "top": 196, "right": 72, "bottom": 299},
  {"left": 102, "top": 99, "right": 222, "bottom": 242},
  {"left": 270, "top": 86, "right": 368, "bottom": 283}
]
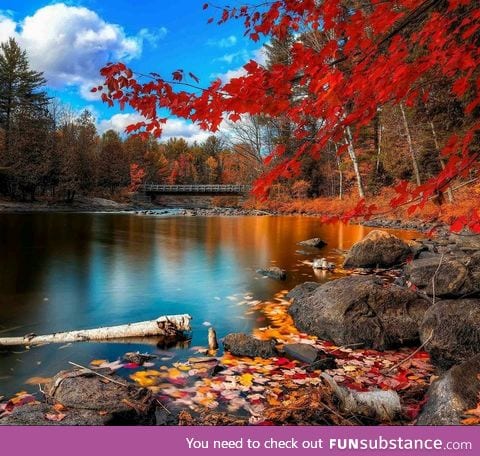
[{"left": 97, "top": 0, "right": 479, "bottom": 230}]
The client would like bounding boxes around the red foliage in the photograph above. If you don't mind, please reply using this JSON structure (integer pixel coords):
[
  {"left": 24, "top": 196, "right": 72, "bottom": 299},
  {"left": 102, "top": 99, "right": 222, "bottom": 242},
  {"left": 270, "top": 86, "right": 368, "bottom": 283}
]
[
  {"left": 98, "top": 1, "right": 480, "bottom": 229},
  {"left": 129, "top": 163, "right": 146, "bottom": 191}
]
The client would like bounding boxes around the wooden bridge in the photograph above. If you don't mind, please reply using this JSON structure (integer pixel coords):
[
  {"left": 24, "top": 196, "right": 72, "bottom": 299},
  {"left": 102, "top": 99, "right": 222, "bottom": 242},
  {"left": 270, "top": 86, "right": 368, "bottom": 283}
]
[{"left": 140, "top": 184, "right": 251, "bottom": 196}]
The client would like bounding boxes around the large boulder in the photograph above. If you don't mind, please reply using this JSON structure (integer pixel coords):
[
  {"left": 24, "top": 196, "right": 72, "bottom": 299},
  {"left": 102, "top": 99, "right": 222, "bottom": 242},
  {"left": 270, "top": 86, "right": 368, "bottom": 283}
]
[
  {"left": 48, "top": 369, "right": 155, "bottom": 424},
  {"left": 406, "top": 253, "right": 480, "bottom": 298},
  {"left": 288, "top": 276, "right": 430, "bottom": 350},
  {"left": 343, "top": 230, "right": 412, "bottom": 268},
  {"left": 223, "top": 333, "right": 277, "bottom": 358},
  {"left": 420, "top": 299, "right": 480, "bottom": 369},
  {"left": 256, "top": 267, "right": 287, "bottom": 281},
  {"left": 1, "top": 369, "right": 157, "bottom": 426},
  {"left": 417, "top": 355, "right": 480, "bottom": 425},
  {"left": 286, "top": 282, "right": 320, "bottom": 302}
]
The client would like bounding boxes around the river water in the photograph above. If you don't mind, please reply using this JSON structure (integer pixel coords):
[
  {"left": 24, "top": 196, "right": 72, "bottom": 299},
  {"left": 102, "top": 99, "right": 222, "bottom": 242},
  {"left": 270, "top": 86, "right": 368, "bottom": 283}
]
[{"left": 0, "top": 213, "right": 418, "bottom": 397}]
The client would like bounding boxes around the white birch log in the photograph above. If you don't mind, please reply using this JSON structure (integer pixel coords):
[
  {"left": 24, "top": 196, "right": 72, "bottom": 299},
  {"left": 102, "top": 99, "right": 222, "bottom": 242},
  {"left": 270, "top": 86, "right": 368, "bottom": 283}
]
[{"left": 0, "top": 314, "right": 191, "bottom": 346}]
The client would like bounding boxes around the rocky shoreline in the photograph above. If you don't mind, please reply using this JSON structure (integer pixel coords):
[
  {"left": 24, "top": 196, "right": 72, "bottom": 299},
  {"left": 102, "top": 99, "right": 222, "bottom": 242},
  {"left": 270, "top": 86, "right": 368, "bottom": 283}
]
[
  {"left": 0, "top": 196, "right": 450, "bottom": 235},
  {"left": 1, "top": 228, "right": 479, "bottom": 426}
]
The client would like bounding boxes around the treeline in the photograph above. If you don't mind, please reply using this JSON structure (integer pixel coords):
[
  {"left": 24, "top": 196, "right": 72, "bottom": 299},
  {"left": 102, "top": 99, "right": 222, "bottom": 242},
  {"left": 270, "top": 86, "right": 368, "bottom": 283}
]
[
  {"left": 0, "top": 39, "right": 259, "bottom": 202},
  {"left": 1, "top": 36, "right": 475, "bottom": 205}
]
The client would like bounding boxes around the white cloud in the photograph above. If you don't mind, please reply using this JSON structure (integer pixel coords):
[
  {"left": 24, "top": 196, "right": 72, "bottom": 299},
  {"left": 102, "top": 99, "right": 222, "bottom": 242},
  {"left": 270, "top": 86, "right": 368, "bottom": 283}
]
[
  {"left": 98, "top": 114, "right": 211, "bottom": 144},
  {"left": 161, "top": 118, "right": 211, "bottom": 143},
  {"left": 0, "top": 13, "right": 17, "bottom": 43},
  {"left": 0, "top": 3, "right": 167, "bottom": 99},
  {"left": 207, "top": 35, "right": 237, "bottom": 48},
  {"left": 212, "top": 46, "right": 268, "bottom": 83},
  {"left": 214, "top": 49, "right": 250, "bottom": 65},
  {"left": 138, "top": 27, "right": 168, "bottom": 48},
  {"left": 98, "top": 113, "right": 145, "bottom": 135}
]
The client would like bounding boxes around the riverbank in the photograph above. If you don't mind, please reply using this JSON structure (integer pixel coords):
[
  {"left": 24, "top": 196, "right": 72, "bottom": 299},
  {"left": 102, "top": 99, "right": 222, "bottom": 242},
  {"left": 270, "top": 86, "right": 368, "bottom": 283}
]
[{"left": 0, "top": 195, "right": 447, "bottom": 234}]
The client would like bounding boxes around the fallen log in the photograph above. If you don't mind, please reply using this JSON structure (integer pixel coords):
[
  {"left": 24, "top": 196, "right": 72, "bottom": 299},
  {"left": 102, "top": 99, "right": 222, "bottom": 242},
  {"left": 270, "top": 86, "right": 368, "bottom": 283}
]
[{"left": 0, "top": 314, "right": 191, "bottom": 347}]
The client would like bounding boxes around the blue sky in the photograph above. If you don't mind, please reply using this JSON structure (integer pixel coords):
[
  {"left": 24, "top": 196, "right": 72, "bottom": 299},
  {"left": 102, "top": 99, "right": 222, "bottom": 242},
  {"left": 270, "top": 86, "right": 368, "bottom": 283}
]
[{"left": 0, "top": 1, "right": 266, "bottom": 142}]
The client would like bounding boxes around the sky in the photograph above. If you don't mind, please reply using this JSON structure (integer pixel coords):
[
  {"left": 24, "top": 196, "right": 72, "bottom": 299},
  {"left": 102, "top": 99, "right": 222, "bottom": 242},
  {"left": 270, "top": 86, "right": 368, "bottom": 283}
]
[{"left": 0, "top": 0, "right": 266, "bottom": 142}]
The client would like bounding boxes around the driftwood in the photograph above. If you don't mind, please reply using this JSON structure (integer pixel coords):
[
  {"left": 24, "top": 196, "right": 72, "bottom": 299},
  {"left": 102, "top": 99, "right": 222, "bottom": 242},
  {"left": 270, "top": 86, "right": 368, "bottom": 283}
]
[
  {"left": 208, "top": 327, "right": 218, "bottom": 350},
  {"left": 321, "top": 373, "right": 401, "bottom": 422},
  {"left": 0, "top": 314, "right": 191, "bottom": 347}
]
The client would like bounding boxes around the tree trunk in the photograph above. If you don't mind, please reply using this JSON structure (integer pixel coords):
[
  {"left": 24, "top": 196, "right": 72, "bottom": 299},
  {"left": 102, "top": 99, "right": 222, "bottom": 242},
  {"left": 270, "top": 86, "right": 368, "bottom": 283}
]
[
  {"left": 430, "top": 120, "right": 453, "bottom": 203},
  {"left": 345, "top": 126, "right": 365, "bottom": 198},
  {"left": 334, "top": 143, "right": 343, "bottom": 200},
  {"left": 0, "top": 314, "right": 191, "bottom": 346},
  {"left": 399, "top": 103, "right": 421, "bottom": 186},
  {"left": 375, "top": 109, "right": 382, "bottom": 174}
]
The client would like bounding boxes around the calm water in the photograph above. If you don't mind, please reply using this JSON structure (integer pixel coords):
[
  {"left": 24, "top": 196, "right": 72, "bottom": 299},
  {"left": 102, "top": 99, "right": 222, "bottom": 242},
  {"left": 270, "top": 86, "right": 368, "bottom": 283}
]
[{"left": 0, "top": 213, "right": 417, "bottom": 397}]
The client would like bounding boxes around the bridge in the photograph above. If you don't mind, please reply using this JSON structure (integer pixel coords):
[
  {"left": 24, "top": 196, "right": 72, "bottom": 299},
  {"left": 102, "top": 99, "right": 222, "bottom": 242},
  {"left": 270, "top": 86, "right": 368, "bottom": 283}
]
[{"left": 141, "top": 184, "right": 251, "bottom": 196}]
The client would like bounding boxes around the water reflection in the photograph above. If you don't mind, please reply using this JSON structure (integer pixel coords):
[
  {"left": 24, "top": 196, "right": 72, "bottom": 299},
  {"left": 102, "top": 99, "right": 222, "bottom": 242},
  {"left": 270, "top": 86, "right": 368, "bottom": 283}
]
[{"left": 0, "top": 213, "right": 417, "bottom": 396}]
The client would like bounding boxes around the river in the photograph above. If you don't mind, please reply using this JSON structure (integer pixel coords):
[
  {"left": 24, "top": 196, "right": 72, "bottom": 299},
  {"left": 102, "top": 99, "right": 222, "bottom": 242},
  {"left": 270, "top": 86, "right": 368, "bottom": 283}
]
[{"left": 0, "top": 213, "right": 418, "bottom": 397}]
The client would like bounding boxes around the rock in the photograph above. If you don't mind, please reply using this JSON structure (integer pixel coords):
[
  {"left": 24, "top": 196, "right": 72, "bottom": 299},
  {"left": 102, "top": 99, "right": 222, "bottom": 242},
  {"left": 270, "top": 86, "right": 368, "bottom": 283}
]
[
  {"left": 343, "top": 230, "right": 413, "bottom": 268},
  {"left": 417, "top": 355, "right": 480, "bottom": 425},
  {"left": 283, "top": 343, "right": 335, "bottom": 367},
  {"left": 286, "top": 282, "right": 320, "bottom": 303},
  {"left": 288, "top": 276, "right": 430, "bottom": 350},
  {"left": 123, "top": 352, "right": 156, "bottom": 365},
  {"left": 420, "top": 299, "right": 480, "bottom": 369},
  {"left": 223, "top": 333, "right": 277, "bottom": 358},
  {"left": 256, "top": 267, "right": 287, "bottom": 280},
  {"left": 0, "top": 403, "right": 109, "bottom": 426},
  {"left": 312, "top": 258, "right": 335, "bottom": 270},
  {"left": 298, "top": 238, "right": 327, "bottom": 248},
  {"left": 406, "top": 254, "right": 480, "bottom": 298},
  {"left": 449, "top": 233, "right": 480, "bottom": 252},
  {"left": 155, "top": 402, "right": 186, "bottom": 426},
  {"left": 44, "top": 369, "right": 156, "bottom": 424}
]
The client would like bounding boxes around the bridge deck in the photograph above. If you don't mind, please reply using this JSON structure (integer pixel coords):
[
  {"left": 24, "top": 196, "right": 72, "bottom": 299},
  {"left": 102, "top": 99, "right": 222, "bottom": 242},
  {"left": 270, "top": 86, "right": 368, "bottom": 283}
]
[{"left": 142, "top": 184, "right": 250, "bottom": 195}]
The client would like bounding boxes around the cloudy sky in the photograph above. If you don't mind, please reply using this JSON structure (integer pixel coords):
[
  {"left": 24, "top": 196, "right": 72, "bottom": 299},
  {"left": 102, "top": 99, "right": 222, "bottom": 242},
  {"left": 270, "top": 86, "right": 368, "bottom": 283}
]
[{"left": 0, "top": 1, "right": 265, "bottom": 142}]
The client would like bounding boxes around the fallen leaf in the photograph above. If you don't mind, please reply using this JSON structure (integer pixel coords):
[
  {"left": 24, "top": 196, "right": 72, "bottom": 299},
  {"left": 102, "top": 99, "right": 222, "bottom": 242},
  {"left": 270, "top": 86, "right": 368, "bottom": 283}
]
[{"left": 45, "top": 413, "right": 66, "bottom": 422}]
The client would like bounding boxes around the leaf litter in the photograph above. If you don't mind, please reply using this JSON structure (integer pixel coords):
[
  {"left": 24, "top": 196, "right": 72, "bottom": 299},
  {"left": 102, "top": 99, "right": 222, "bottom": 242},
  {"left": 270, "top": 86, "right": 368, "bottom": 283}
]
[{"left": 0, "top": 290, "right": 439, "bottom": 425}]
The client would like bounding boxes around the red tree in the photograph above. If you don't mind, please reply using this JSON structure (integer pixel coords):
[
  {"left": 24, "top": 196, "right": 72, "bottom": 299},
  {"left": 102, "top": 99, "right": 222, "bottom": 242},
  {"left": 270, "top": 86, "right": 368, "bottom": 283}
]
[
  {"left": 129, "top": 163, "right": 146, "bottom": 191},
  {"left": 96, "top": 0, "right": 480, "bottom": 231}
]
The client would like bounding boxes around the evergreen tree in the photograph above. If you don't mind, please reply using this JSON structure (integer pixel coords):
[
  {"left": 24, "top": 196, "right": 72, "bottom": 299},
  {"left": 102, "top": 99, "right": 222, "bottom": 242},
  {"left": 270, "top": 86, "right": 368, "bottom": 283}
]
[{"left": 0, "top": 38, "right": 48, "bottom": 159}]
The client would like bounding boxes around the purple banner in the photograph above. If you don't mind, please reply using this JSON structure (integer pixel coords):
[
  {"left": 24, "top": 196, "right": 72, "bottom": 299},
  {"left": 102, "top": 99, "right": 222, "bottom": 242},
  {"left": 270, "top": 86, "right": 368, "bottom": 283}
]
[{"left": 1, "top": 426, "right": 477, "bottom": 456}]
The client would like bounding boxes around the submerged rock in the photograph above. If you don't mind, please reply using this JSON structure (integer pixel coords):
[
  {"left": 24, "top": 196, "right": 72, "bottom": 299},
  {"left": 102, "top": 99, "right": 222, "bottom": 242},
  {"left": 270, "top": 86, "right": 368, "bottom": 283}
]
[
  {"left": 343, "top": 230, "right": 412, "bottom": 268},
  {"left": 312, "top": 258, "right": 335, "bottom": 270},
  {"left": 405, "top": 253, "right": 480, "bottom": 298},
  {"left": 417, "top": 355, "right": 480, "bottom": 425},
  {"left": 420, "top": 299, "right": 480, "bottom": 369},
  {"left": 256, "top": 267, "right": 287, "bottom": 280},
  {"left": 298, "top": 238, "right": 327, "bottom": 249},
  {"left": 288, "top": 276, "right": 430, "bottom": 350},
  {"left": 223, "top": 333, "right": 277, "bottom": 358}
]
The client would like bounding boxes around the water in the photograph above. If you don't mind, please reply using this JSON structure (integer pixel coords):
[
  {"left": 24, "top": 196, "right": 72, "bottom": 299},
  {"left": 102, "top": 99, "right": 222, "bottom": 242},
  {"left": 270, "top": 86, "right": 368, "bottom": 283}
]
[{"left": 0, "top": 213, "right": 418, "bottom": 397}]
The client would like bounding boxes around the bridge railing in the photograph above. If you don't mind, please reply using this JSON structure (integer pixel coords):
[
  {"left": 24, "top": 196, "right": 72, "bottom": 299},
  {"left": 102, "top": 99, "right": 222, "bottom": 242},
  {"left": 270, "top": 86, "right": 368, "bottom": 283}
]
[{"left": 142, "top": 184, "right": 250, "bottom": 193}]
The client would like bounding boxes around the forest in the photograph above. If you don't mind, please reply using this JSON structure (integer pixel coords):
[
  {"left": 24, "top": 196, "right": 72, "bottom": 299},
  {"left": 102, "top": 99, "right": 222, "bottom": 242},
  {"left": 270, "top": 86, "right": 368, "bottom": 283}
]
[{"left": 1, "top": 4, "right": 478, "bottom": 225}]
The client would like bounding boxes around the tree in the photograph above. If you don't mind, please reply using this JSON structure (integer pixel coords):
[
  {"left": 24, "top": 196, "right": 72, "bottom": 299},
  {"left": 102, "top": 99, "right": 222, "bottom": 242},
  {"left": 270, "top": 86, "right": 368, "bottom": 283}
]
[
  {"left": 98, "top": 130, "right": 129, "bottom": 192},
  {"left": 0, "top": 38, "right": 47, "bottom": 158},
  {"left": 98, "top": 0, "right": 480, "bottom": 231}
]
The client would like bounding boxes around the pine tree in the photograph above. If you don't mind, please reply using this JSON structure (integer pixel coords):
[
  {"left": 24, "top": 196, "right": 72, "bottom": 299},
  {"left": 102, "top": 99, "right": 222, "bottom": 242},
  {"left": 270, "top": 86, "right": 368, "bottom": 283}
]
[{"left": 0, "top": 38, "right": 48, "bottom": 158}]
